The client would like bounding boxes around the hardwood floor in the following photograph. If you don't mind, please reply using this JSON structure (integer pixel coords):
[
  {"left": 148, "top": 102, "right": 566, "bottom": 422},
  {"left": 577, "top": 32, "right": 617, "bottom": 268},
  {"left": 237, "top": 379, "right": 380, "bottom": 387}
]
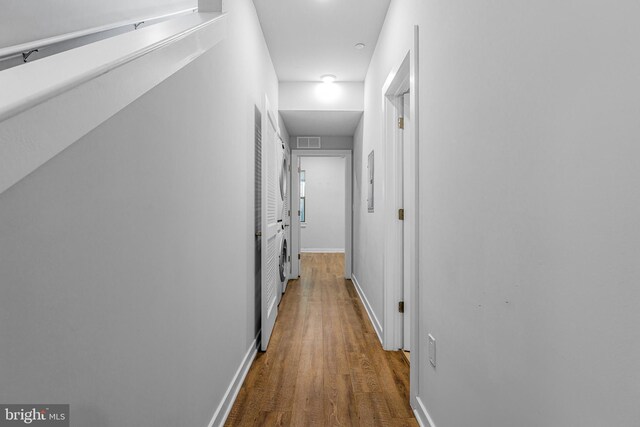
[{"left": 225, "top": 253, "right": 418, "bottom": 427}]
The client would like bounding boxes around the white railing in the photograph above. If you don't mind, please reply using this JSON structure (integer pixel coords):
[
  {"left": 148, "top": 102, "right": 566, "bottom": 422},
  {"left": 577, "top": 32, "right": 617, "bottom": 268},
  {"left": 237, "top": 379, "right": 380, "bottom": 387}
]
[
  {"left": 0, "top": 12, "right": 227, "bottom": 195},
  {"left": 0, "top": 8, "right": 198, "bottom": 62}
]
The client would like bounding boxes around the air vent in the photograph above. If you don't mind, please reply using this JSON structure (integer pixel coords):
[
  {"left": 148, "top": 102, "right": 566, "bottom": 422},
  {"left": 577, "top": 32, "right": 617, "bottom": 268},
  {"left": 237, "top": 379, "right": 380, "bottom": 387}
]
[{"left": 297, "top": 136, "right": 321, "bottom": 149}]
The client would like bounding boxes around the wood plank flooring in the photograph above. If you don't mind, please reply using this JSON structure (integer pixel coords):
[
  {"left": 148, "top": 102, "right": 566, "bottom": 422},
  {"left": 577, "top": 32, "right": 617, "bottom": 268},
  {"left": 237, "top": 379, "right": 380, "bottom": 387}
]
[{"left": 225, "top": 253, "right": 418, "bottom": 427}]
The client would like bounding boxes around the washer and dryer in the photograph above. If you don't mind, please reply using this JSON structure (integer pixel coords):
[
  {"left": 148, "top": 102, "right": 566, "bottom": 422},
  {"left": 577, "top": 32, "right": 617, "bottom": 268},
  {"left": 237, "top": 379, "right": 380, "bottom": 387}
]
[{"left": 276, "top": 135, "right": 290, "bottom": 297}]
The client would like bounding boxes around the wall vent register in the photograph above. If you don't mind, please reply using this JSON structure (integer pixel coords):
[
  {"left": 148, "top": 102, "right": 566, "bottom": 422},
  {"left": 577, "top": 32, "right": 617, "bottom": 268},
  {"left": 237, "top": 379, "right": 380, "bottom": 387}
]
[{"left": 297, "top": 136, "right": 321, "bottom": 149}]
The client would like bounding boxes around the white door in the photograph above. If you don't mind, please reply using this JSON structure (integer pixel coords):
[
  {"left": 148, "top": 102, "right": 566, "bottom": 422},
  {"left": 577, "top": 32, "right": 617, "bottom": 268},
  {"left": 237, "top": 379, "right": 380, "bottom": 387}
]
[
  {"left": 261, "top": 99, "right": 279, "bottom": 351},
  {"left": 282, "top": 148, "right": 291, "bottom": 293},
  {"left": 293, "top": 156, "right": 302, "bottom": 277},
  {"left": 402, "top": 92, "right": 411, "bottom": 352}
]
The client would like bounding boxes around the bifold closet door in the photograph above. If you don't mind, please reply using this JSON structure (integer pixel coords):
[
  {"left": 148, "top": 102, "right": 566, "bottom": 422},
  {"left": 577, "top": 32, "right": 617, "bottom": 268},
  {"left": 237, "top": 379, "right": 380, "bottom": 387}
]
[{"left": 261, "top": 100, "right": 279, "bottom": 351}]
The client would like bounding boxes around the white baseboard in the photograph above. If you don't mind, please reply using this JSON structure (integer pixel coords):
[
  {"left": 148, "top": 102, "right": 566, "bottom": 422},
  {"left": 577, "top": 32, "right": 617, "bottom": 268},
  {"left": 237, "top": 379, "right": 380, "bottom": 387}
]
[
  {"left": 414, "top": 396, "right": 437, "bottom": 427},
  {"left": 301, "top": 248, "right": 345, "bottom": 253},
  {"left": 350, "top": 274, "right": 383, "bottom": 345},
  {"left": 207, "top": 333, "right": 259, "bottom": 427}
]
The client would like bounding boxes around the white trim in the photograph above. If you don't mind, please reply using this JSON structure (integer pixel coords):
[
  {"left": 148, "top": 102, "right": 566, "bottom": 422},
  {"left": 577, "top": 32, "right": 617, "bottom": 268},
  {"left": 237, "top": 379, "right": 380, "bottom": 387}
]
[
  {"left": 291, "top": 149, "right": 352, "bottom": 279},
  {"left": 351, "top": 274, "right": 383, "bottom": 345},
  {"left": 300, "top": 248, "right": 344, "bottom": 253},
  {"left": 292, "top": 149, "right": 352, "bottom": 157},
  {"left": 413, "top": 396, "right": 436, "bottom": 427},
  {"left": 291, "top": 152, "right": 300, "bottom": 278},
  {"left": 0, "top": 12, "right": 226, "bottom": 195},
  {"left": 409, "top": 24, "right": 421, "bottom": 411},
  {"left": 381, "top": 52, "right": 411, "bottom": 351},
  {"left": 207, "top": 335, "right": 259, "bottom": 427},
  {"left": 345, "top": 150, "right": 353, "bottom": 279}
]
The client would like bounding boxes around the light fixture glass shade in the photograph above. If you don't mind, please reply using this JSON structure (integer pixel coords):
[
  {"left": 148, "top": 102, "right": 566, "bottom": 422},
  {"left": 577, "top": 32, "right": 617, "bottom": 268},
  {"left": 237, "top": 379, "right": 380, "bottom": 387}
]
[{"left": 321, "top": 74, "right": 336, "bottom": 83}]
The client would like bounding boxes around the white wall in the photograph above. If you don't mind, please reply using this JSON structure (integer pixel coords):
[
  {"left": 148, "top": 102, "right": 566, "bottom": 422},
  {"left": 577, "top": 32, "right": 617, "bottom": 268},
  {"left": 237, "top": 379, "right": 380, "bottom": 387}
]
[
  {"left": 0, "top": 0, "right": 197, "bottom": 49},
  {"left": 356, "top": 1, "right": 640, "bottom": 426},
  {"left": 353, "top": 114, "right": 384, "bottom": 319},
  {"left": 300, "top": 156, "right": 345, "bottom": 252},
  {"left": 0, "top": 0, "right": 277, "bottom": 426}
]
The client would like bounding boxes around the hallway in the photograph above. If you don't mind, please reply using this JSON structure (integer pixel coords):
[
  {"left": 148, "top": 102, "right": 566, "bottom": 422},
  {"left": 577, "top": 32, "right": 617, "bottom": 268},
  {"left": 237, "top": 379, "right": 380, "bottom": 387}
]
[
  {"left": 226, "top": 254, "right": 418, "bottom": 426},
  {"left": 3, "top": 1, "right": 640, "bottom": 425}
]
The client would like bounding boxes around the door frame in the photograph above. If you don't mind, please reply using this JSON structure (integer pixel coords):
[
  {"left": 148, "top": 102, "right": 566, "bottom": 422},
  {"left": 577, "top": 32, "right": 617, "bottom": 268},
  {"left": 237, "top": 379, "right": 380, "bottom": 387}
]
[
  {"left": 381, "top": 27, "right": 420, "bottom": 409},
  {"left": 291, "top": 150, "right": 352, "bottom": 279}
]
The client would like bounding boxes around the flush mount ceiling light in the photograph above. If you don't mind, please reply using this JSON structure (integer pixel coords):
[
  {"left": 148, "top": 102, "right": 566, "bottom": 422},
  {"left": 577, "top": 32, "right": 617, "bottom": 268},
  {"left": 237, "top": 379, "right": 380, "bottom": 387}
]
[
  {"left": 321, "top": 74, "right": 336, "bottom": 83},
  {"left": 355, "top": 43, "right": 366, "bottom": 50}
]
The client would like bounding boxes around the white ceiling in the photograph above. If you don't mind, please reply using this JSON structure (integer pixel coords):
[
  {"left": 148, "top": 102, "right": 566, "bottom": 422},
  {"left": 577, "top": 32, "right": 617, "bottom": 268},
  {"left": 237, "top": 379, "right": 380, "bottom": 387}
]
[
  {"left": 253, "top": 0, "right": 391, "bottom": 82},
  {"left": 280, "top": 111, "right": 363, "bottom": 136}
]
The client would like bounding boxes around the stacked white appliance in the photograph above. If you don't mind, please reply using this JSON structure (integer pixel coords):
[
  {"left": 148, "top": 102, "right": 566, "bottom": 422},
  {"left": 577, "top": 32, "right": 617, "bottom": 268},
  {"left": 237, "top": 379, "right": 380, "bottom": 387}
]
[{"left": 276, "top": 134, "right": 291, "bottom": 302}]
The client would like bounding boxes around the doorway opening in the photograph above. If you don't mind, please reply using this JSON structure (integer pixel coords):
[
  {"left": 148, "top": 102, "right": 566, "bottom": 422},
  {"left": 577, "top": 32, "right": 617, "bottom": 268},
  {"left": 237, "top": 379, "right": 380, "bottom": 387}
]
[
  {"left": 381, "top": 27, "right": 420, "bottom": 410},
  {"left": 291, "top": 150, "right": 353, "bottom": 279}
]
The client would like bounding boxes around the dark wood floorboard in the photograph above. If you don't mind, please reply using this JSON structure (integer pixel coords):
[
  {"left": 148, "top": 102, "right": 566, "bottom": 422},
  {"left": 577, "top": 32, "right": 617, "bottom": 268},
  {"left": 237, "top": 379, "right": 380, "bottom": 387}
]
[{"left": 225, "top": 253, "right": 416, "bottom": 426}]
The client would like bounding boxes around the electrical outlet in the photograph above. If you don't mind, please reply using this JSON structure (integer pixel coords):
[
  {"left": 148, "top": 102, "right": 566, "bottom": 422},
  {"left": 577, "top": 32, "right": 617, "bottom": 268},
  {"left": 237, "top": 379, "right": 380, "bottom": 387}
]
[{"left": 428, "top": 334, "right": 436, "bottom": 368}]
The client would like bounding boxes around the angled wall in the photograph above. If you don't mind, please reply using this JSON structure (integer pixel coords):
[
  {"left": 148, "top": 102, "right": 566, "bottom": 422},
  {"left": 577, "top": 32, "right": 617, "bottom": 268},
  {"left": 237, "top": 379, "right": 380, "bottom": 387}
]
[{"left": 0, "top": 0, "right": 277, "bottom": 426}]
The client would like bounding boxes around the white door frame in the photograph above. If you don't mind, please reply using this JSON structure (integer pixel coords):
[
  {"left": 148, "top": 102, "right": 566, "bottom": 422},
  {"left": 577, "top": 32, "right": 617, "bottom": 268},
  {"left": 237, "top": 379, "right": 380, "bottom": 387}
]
[
  {"left": 381, "top": 27, "right": 420, "bottom": 409},
  {"left": 291, "top": 150, "right": 352, "bottom": 279}
]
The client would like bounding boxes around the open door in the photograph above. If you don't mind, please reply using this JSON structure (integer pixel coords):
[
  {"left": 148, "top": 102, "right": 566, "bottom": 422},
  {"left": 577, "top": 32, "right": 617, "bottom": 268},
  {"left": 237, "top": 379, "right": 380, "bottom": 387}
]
[
  {"left": 402, "top": 91, "right": 411, "bottom": 352},
  {"left": 261, "top": 97, "right": 279, "bottom": 351}
]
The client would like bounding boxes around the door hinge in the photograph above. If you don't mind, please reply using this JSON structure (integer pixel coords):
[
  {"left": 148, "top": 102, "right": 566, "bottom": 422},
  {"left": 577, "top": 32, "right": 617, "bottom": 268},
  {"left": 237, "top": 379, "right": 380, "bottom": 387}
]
[
  {"left": 398, "top": 208, "right": 405, "bottom": 220},
  {"left": 398, "top": 301, "right": 405, "bottom": 313},
  {"left": 398, "top": 117, "right": 404, "bottom": 129},
  {"left": 288, "top": 210, "right": 291, "bottom": 217},
  {"left": 298, "top": 254, "right": 301, "bottom": 260}
]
